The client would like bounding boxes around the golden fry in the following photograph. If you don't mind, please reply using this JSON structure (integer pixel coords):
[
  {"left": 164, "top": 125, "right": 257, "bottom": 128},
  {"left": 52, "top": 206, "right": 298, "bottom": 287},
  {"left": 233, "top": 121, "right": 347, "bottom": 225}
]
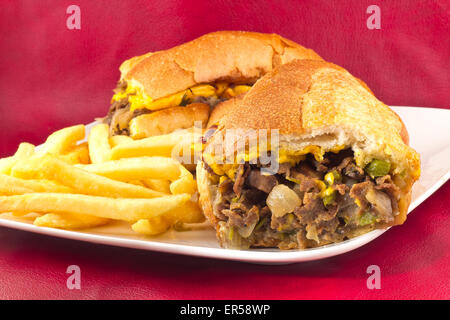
[
  {"left": 0, "top": 193, "right": 191, "bottom": 222},
  {"left": 11, "top": 154, "right": 165, "bottom": 198},
  {"left": 109, "top": 135, "right": 133, "bottom": 148},
  {"left": 0, "top": 183, "right": 33, "bottom": 195},
  {"left": 165, "top": 199, "right": 205, "bottom": 224},
  {"left": 127, "top": 180, "right": 146, "bottom": 187},
  {"left": 34, "top": 212, "right": 110, "bottom": 229},
  {"left": 0, "top": 173, "right": 73, "bottom": 194},
  {"left": 142, "top": 179, "right": 171, "bottom": 194},
  {"left": 110, "top": 130, "right": 194, "bottom": 160},
  {"left": 40, "top": 125, "right": 85, "bottom": 155},
  {"left": 170, "top": 164, "right": 197, "bottom": 195},
  {"left": 88, "top": 124, "right": 111, "bottom": 163},
  {"left": 76, "top": 157, "right": 181, "bottom": 181},
  {"left": 131, "top": 216, "right": 172, "bottom": 236},
  {"left": 57, "top": 142, "right": 90, "bottom": 165},
  {"left": 0, "top": 142, "right": 35, "bottom": 174}
]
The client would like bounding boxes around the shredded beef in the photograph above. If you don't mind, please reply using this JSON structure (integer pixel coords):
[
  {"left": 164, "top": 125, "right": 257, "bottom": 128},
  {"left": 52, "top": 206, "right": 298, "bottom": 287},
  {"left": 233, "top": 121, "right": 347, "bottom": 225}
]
[
  {"left": 211, "top": 148, "right": 398, "bottom": 249},
  {"left": 294, "top": 193, "right": 324, "bottom": 225},
  {"left": 343, "top": 162, "right": 365, "bottom": 180},
  {"left": 218, "top": 177, "right": 233, "bottom": 195},
  {"left": 337, "top": 157, "right": 353, "bottom": 171},
  {"left": 223, "top": 205, "right": 259, "bottom": 230},
  {"left": 233, "top": 164, "right": 250, "bottom": 197},
  {"left": 375, "top": 175, "right": 400, "bottom": 214},
  {"left": 277, "top": 163, "right": 291, "bottom": 175},
  {"left": 349, "top": 181, "right": 372, "bottom": 209},
  {"left": 246, "top": 169, "right": 278, "bottom": 193},
  {"left": 293, "top": 162, "right": 322, "bottom": 179},
  {"left": 334, "top": 183, "right": 348, "bottom": 195}
]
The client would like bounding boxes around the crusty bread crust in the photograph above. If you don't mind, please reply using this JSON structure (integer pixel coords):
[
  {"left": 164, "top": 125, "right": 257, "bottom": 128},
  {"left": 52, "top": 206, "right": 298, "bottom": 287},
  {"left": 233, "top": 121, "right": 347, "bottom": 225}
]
[
  {"left": 202, "top": 59, "right": 420, "bottom": 225},
  {"left": 207, "top": 96, "right": 243, "bottom": 127},
  {"left": 131, "top": 103, "right": 210, "bottom": 138},
  {"left": 121, "top": 31, "right": 323, "bottom": 100},
  {"left": 196, "top": 161, "right": 218, "bottom": 229}
]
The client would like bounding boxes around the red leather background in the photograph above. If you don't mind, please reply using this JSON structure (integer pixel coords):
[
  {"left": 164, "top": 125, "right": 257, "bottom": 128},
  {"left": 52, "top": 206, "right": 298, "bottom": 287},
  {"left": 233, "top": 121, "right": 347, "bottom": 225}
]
[{"left": 0, "top": 0, "right": 449, "bottom": 299}]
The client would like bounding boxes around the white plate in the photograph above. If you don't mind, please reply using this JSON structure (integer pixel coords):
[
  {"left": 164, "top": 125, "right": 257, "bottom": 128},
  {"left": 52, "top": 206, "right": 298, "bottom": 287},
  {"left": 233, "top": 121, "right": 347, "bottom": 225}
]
[{"left": 1, "top": 106, "right": 449, "bottom": 264}]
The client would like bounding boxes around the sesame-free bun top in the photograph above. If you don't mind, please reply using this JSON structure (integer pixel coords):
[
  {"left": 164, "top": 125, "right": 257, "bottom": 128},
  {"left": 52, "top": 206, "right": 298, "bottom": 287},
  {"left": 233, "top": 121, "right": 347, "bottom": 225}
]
[
  {"left": 119, "top": 31, "right": 323, "bottom": 100},
  {"left": 202, "top": 59, "right": 420, "bottom": 224}
]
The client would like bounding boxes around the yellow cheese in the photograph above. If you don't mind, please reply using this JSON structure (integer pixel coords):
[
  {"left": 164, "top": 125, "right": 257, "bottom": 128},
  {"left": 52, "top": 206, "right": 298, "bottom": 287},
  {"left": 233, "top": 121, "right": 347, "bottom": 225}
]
[
  {"left": 112, "top": 83, "right": 221, "bottom": 112},
  {"left": 205, "top": 145, "right": 343, "bottom": 181},
  {"left": 112, "top": 83, "right": 253, "bottom": 112}
]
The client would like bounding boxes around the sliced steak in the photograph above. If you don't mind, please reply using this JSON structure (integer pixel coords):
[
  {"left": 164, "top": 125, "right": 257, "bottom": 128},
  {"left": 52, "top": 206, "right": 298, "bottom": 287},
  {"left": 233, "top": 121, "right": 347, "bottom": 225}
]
[
  {"left": 375, "top": 175, "right": 400, "bottom": 214},
  {"left": 233, "top": 164, "right": 249, "bottom": 197},
  {"left": 349, "top": 181, "right": 372, "bottom": 210},
  {"left": 294, "top": 162, "right": 322, "bottom": 179},
  {"left": 246, "top": 169, "right": 278, "bottom": 193},
  {"left": 222, "top": 205, "right": 259, "bottom": 230},
  {"left": 343, "top": 162, "right": 365, "bottom": 180},
  {"left": 293, "top": 193, "right": 324, "bottom": 225}
]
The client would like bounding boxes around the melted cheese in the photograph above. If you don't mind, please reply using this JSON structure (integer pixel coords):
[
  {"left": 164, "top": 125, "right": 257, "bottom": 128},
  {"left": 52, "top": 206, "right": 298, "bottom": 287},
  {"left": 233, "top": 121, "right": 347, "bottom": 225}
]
[
  {"left": 112, "top": 83, "right": 251, "bottom": 112},
  {"left": 205, "top": 145, "right": 343, "bottom": 181}
]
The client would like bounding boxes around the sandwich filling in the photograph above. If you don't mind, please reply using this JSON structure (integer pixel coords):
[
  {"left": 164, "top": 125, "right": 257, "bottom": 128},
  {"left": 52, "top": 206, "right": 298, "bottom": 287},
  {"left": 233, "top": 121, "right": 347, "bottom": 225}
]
[
  {"left": 104, "top": 81, "right": 252, "bottom": 137},
  {"left": 203, "top": 148, "right": 400, "bottom": 249}
]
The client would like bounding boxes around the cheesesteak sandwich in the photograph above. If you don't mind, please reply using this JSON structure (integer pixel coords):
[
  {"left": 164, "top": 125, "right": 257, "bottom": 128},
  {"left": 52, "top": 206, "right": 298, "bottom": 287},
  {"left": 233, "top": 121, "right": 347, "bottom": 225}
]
[
  {"left": 197, "top": 59, "right": 420, "bottom": 250},
  {"left": 103, "top": 31, "right": 322, "bottom": 139}
]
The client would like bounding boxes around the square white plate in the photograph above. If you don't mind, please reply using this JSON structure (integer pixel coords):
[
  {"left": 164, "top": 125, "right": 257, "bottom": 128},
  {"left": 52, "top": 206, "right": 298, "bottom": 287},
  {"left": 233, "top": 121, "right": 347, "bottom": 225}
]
[{"left": 1, "top": 106, "right": 449, "bottom": 264}]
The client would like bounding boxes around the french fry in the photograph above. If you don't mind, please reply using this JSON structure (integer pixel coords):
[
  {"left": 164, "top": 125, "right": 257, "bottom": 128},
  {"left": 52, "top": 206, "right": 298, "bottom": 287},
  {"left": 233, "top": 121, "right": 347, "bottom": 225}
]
[
  {"left": 142, "top": 179, "right": 171, "bottom": 194},
  {"left": 39, "top": 125, "right": 85, "bottom": 155},
  {"left": 132, "top": 199, "right": 204, "bottom": 235},
  {"left": 170, "top": 164, "right": 197, "bottom": 195},
  {"left": 165, "top": 199, "right": 205, "bottom": 224},
  {"left": 75, "top": 157, "right": 181, "bottom": 182},
  {"left": 110, "top": 130, "right": 194, "bottom": 160},
  {"left": 34, "top": 212, "right": 110, "bottom": 229},
  {"left": 127, "top": 180, "right": 146, "bottom": 187},
  {"left": 0, "top": 142, "right": 35, "bottom": 174},
  {"left": 0, "top": 193, "right": 191, "bottom": 222},
  {"left": 109, "top": 135, "right": 133, "bottom": 148},
  {"left": 0, "top": 183, "right": 33, "bottom": 196},
  {"left": 57, "top": 142, "right": 90, "bottom": 165},
  {"left": 11, "top": 211, "right": 39, "bottom": 218},
  {"left": 0, "top": 173, "right": 73, "bottom": 194},
  {"left": 11, "top": 154, "right": 165, "bottom": 198},
  {"left": 88, "top": 124, "right": 111, "bottom": 163},
  {"left": 132, "top": 216, "right": 172, "bottom": 236}
]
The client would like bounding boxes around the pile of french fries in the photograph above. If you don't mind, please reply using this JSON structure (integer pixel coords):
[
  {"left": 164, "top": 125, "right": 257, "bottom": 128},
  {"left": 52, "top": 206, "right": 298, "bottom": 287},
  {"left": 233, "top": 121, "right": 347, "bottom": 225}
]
[{"left": 0, "top": 123, "right": 205, "bottom": 235}]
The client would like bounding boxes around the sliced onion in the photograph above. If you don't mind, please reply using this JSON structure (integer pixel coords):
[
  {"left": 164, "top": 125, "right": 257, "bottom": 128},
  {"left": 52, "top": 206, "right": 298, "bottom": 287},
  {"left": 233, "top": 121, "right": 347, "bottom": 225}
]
[
  {"left": 267, "top": 184, "right": 302, "bottom": 218},
  {"left": 365, "top": 188, "right": 392, "bottom": 216},
  {"left": 238, "top": 220, "right": 258, "bottom": 238}
]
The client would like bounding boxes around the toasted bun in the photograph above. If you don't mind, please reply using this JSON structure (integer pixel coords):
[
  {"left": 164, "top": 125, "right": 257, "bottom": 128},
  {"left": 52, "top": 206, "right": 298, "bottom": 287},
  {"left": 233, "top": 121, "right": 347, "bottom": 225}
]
[
  {"left": 201, "top": 59, "right": 420, "bottom": 225},
  {"left": 120, "top": 31, "right": 323, "bottom": 100},
  {"left": 130, "top": 103, "right": 209, "bottom": 138},
  {"left": 207, "top": 96, "right": 243, "bottom": 127},
  {"left": 196, "top": 161, "right": 218, "bottom": 230}
]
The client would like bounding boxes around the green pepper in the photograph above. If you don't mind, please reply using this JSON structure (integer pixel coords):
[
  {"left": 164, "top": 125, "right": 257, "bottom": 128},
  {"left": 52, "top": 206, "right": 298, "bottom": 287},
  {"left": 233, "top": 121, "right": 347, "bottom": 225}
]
[
  {"left": 324, "top": 170, "right": 341, "bottom": 185},
  {"left": 359, "top": 211, "right": 377, "bottom": 226},
  {"left": 228, "top": 226, "right": 235, "bottom": 240},
  {"left": 365, "top": 159, "right": 391, "bottom": 178},
  {"left": 286, "top": 176, "right": 302, "bottom": 184},
  {"left": 322, "top": 193, "right": 335, "bottom": 206},
  {"left": 254, "top": 217, "right": 267, "bottom": 231}
]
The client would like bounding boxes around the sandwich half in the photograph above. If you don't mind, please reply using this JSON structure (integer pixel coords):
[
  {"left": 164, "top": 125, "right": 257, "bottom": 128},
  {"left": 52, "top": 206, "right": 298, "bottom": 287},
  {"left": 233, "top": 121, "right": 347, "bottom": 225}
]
[
  {"left": 103, "top": 31, "right": 322, "bottom": 139},
  {"left": 197, "top": 59, "right": 420, "bottom": 250}
]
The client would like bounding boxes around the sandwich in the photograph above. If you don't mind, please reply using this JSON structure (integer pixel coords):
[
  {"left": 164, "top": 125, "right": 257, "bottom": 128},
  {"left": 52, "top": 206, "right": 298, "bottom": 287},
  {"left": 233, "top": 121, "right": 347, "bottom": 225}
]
[
  {"left": 103, "top": 31, "right": 322, "bottom": 139},
  {"left": 196, "top": 59, "right": 420, "bottom": 250}
]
